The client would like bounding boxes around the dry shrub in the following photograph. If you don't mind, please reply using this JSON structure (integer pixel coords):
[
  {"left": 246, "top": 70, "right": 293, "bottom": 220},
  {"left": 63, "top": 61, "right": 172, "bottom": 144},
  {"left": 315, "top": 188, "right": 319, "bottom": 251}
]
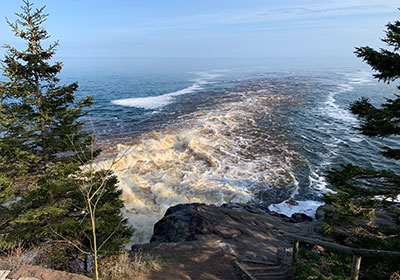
[
  {"left": 0, "top": 242, "right": 38, "bottom": 269},
  {"left": 33, "top": 241, "right": 84, "bottom": 273},
  {"left": 98, "top": 251, "right": 162, "bottom": 280},
  {"left": 0, "top": 241, "right": 86, "bottom": 274}
]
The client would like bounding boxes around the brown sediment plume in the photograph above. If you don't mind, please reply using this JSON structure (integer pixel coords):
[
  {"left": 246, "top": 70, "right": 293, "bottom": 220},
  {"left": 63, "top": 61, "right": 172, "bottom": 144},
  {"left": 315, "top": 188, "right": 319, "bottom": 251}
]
[{"left": 97, "top": 90, "right": 302, "bottom": 244}]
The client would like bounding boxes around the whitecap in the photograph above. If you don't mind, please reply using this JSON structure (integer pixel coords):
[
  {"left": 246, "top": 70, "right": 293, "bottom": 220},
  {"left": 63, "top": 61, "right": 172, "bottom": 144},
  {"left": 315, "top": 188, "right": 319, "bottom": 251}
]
[
  {"left": 111, "top": 71, "right": 222, "bottom": 110},
  {"left": 111, "top": 84, "right": 202, "bottom": 110}
]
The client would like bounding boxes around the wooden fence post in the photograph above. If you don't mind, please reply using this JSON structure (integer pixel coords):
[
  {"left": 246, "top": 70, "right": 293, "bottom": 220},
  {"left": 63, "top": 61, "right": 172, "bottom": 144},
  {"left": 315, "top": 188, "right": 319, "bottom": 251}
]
[
  {"left": 292, "top": 239, "right": 299, "bottom": 264},
  {"left": 351, "top": 255, "right": 362, "bottom": 280}
]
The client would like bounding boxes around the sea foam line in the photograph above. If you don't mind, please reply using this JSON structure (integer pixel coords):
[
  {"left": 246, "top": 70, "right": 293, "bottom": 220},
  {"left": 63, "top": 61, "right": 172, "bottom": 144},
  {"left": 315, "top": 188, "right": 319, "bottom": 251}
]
[
  {"left": 111, "top": 72, "right": 222, "bottom": 110},
  {"left": 306, "top": 70, "right": 372, "bottom": 195}
]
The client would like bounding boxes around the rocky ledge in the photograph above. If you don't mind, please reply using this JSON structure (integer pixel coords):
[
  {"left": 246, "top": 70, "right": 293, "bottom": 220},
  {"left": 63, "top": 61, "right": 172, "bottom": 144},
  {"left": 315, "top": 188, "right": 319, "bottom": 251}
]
[
  {"left": 150, "top": 203, "right": 317, "bottom": 244},
  {"left": 133, "top": 203, "right": 323, "bottom": 280}
]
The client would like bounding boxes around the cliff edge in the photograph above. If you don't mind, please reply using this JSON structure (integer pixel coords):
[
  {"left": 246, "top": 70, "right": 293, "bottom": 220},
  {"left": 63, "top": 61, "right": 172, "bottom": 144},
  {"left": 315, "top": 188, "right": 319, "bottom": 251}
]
[{"left": 134, "top": 203, "right": 322, "bottom": 280}]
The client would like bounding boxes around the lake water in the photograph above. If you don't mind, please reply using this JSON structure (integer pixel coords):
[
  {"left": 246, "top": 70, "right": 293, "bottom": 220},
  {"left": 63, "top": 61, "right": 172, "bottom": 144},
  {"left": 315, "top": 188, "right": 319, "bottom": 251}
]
[{"left": 60, "top": 57, "right": 400, "bottom": 243}]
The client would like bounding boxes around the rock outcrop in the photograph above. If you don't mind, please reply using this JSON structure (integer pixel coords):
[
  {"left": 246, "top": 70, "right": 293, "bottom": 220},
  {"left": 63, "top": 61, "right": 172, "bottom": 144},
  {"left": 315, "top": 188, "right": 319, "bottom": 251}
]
[
  {"left": 132, "top": 203, "right": 322, "bottom": 280},
  {"left": 0, "top": 265, "right": 90, "bottom": 280},
  {"left": 150, "top": 203, "right": 317, "bottom": 244},
  {"left": 148, "top": 203, "right": 321, "bottom": 260}
]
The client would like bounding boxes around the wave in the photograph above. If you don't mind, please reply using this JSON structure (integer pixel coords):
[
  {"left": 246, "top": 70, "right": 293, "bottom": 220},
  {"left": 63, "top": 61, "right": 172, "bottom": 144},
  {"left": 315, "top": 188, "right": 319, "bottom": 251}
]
[
  {"left": 322, "top": 70, "right": 372, "bottom": 129},
  {"left": 111, "top": 72, "right": 222, "bottom": 110}
]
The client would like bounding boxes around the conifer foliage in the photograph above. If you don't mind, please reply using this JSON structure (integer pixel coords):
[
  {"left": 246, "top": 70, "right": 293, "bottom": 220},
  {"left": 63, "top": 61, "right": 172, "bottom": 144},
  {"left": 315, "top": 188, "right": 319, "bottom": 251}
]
[
  {"left": 291, "top": 17, "right": 400, "bottom": 280},
  {"left": 353, "top": 20, "right": 400, "bottom": 161},
  {"left": 0, "top": 0, "right": 92, "bottom": 182},
  {"left": 326, "top": 18, "right": 400, "bottom": 210},
  {"left": 0, "top": 1, "right": 133, "bottom": 273},
  {"left": 323, "top": 16, "right": 400, "bottom": 279}
]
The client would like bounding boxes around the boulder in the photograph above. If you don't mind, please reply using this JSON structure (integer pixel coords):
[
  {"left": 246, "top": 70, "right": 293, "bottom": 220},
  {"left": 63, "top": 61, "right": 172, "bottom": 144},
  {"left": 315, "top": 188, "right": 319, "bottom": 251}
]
[
  {"left": 315, "top": 204, "right": 336, "bottom": 220},
  {"left": 373, "top": 208, "right": 400, "bottom": 232},
  {"left": 150, "top": 203, "right": 206, "bottom": 243}
]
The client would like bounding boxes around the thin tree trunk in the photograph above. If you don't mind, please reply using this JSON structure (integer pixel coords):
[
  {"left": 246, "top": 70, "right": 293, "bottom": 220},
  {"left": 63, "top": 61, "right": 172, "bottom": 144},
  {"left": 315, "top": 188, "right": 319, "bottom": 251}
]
[
  {"left": 30, "top": 18, "right": 48, "bottom": 174},
  {"left": 35, "top": 73, "right": 49, "bottom": 173},
  {"left": 87, "top": 193, "right": 99, "bottom": 280}
]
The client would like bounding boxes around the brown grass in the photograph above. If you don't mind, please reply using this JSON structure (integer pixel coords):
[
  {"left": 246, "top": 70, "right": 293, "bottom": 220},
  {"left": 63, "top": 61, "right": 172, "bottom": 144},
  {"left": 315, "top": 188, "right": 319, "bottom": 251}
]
[
  {"left": 98, "top": 251, "right": 163, "bottom": 280},
  {"left": 0, "top": 242, "right": 38, "bottom": 268}
]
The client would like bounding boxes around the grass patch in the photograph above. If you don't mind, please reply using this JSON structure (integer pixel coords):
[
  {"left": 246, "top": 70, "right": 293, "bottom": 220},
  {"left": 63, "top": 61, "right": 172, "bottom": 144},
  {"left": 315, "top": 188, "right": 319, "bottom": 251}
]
[
  {"left": 98, "top": 250, "right": 164, "bottom": 280},
  {"left": 0, "top": 242, "right": 38, "bottom": 269}
]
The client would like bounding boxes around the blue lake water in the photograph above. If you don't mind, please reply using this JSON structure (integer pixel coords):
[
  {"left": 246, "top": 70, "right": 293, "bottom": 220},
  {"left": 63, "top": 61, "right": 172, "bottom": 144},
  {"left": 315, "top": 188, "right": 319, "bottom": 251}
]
[{"left": 59, "top": 57, "right": 400, "bottom": 243}]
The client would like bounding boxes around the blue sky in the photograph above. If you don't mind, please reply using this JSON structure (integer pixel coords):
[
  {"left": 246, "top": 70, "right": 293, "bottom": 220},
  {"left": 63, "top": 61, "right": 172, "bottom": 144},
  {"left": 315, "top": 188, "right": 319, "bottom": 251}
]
[{"left": 0, "top": 0, "right": 399, "bottom": 62}]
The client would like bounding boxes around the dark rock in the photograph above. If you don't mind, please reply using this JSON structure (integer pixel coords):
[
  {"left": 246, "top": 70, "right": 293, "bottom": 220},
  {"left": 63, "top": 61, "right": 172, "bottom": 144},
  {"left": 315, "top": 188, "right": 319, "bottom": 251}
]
[
  {"left": 373, "top": 208, "right": 400, "bottom": 232},
  {"left": 164, "top": 203, "right": 205, "bottom": 217},
  {"left": 290, "top": 213, "right": 313, "bottom": 223},
  {"left": 140, "top": 202, "right": 323, "bottom": 279},
  {"left": 268, "top": 212, "right": 292, "bottom": 222},
  {"left": 315, "top": 204, "right": 336, "bottom": 220},
  {"left": 150, "top": 203, "right": 209, "bottom": 243},
  {"left": 150, "top": 203, "right": 322, "bottom": 245},
  {"left": 150, "top": 203, "right": 269, "bottom": 243}
]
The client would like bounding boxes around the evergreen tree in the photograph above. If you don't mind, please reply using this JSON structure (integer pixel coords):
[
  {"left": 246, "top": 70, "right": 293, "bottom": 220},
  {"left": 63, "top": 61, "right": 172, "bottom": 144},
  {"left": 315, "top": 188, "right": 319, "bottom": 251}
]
[
  {"left": 0, "top": 1, "right": 133, "bottom": 272},
  {"left": 0, "top": 0, "right": 93, "bottom": 190},
  {"left": 323, "top": 16, "right": 400, "bottom": 280},
  {"left": 326, "top": 17, "right": 400, "bottom": 216}
]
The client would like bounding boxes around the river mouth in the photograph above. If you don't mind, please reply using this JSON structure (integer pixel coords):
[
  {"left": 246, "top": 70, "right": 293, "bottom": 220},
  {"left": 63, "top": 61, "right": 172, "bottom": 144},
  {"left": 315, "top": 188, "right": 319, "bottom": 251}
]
[
  {"left": 93, "top": 69, "right": 400, "bottom": 245},
  {"left": 96, "top": 78, "right": 314, "bottom": 244}
]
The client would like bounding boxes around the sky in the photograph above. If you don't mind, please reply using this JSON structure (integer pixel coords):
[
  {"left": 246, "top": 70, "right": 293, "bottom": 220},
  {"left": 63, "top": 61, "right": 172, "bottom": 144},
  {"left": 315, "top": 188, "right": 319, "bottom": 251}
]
[{"left": 0, "top": 0, "right": 399, "bottom": 63}]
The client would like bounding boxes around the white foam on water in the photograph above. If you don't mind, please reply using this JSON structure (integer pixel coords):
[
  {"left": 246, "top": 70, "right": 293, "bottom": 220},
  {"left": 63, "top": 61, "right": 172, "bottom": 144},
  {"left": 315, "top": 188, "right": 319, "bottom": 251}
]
[
  {"left": 324, "top": 70, "right": 372, "bottom": 124},
  {"left": 111, "top": 84, "right": 202, "bottom": 109},
  {"left": 268, "top": 200, "right": 325, "bottom": 219},
  {"left": 308, "top": 171, "right": 336, "bottom": 194},
  {"left": 373, "top": 195, "right": 400, "bottom": 203},
  {"left": 111, "top": 72, "right": 222, "bottom": 110},
  {"left": 324, "top": 84, "right": 358, "bottom": 123},
  {"left": 344, "top": 70, "right": 373, "bottom": 85},
  {"left": 307, "top": 70, "right": 371, "bottom": 195},
  {"left": 98, "top": 90, "right": 301, "bottom": 244}
]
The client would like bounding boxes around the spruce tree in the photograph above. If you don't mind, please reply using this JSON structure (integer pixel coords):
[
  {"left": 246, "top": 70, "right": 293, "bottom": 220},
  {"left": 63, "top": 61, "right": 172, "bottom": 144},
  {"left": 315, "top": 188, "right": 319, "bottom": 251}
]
[
  {"left": 323, "top": 16, "right": 400, "bottom": 280},
  {"left": 0, "top": 1, "right": 133, "bottom": 272},
  {"left": 0, "top": 0, "right": 93, "bottom": 186},
  {"left": 326, "top": 18, "right": 400, "bottom": 215}
]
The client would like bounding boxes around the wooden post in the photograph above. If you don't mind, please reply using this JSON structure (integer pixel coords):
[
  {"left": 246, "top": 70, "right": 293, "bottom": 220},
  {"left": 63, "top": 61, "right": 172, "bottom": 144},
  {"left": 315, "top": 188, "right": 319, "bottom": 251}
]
[
  {"left": 292, "top": 239, "right": 299, "bottom": 264},
  {"left": 351, "top": 255, "right": 362, "bottom": 280}
]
